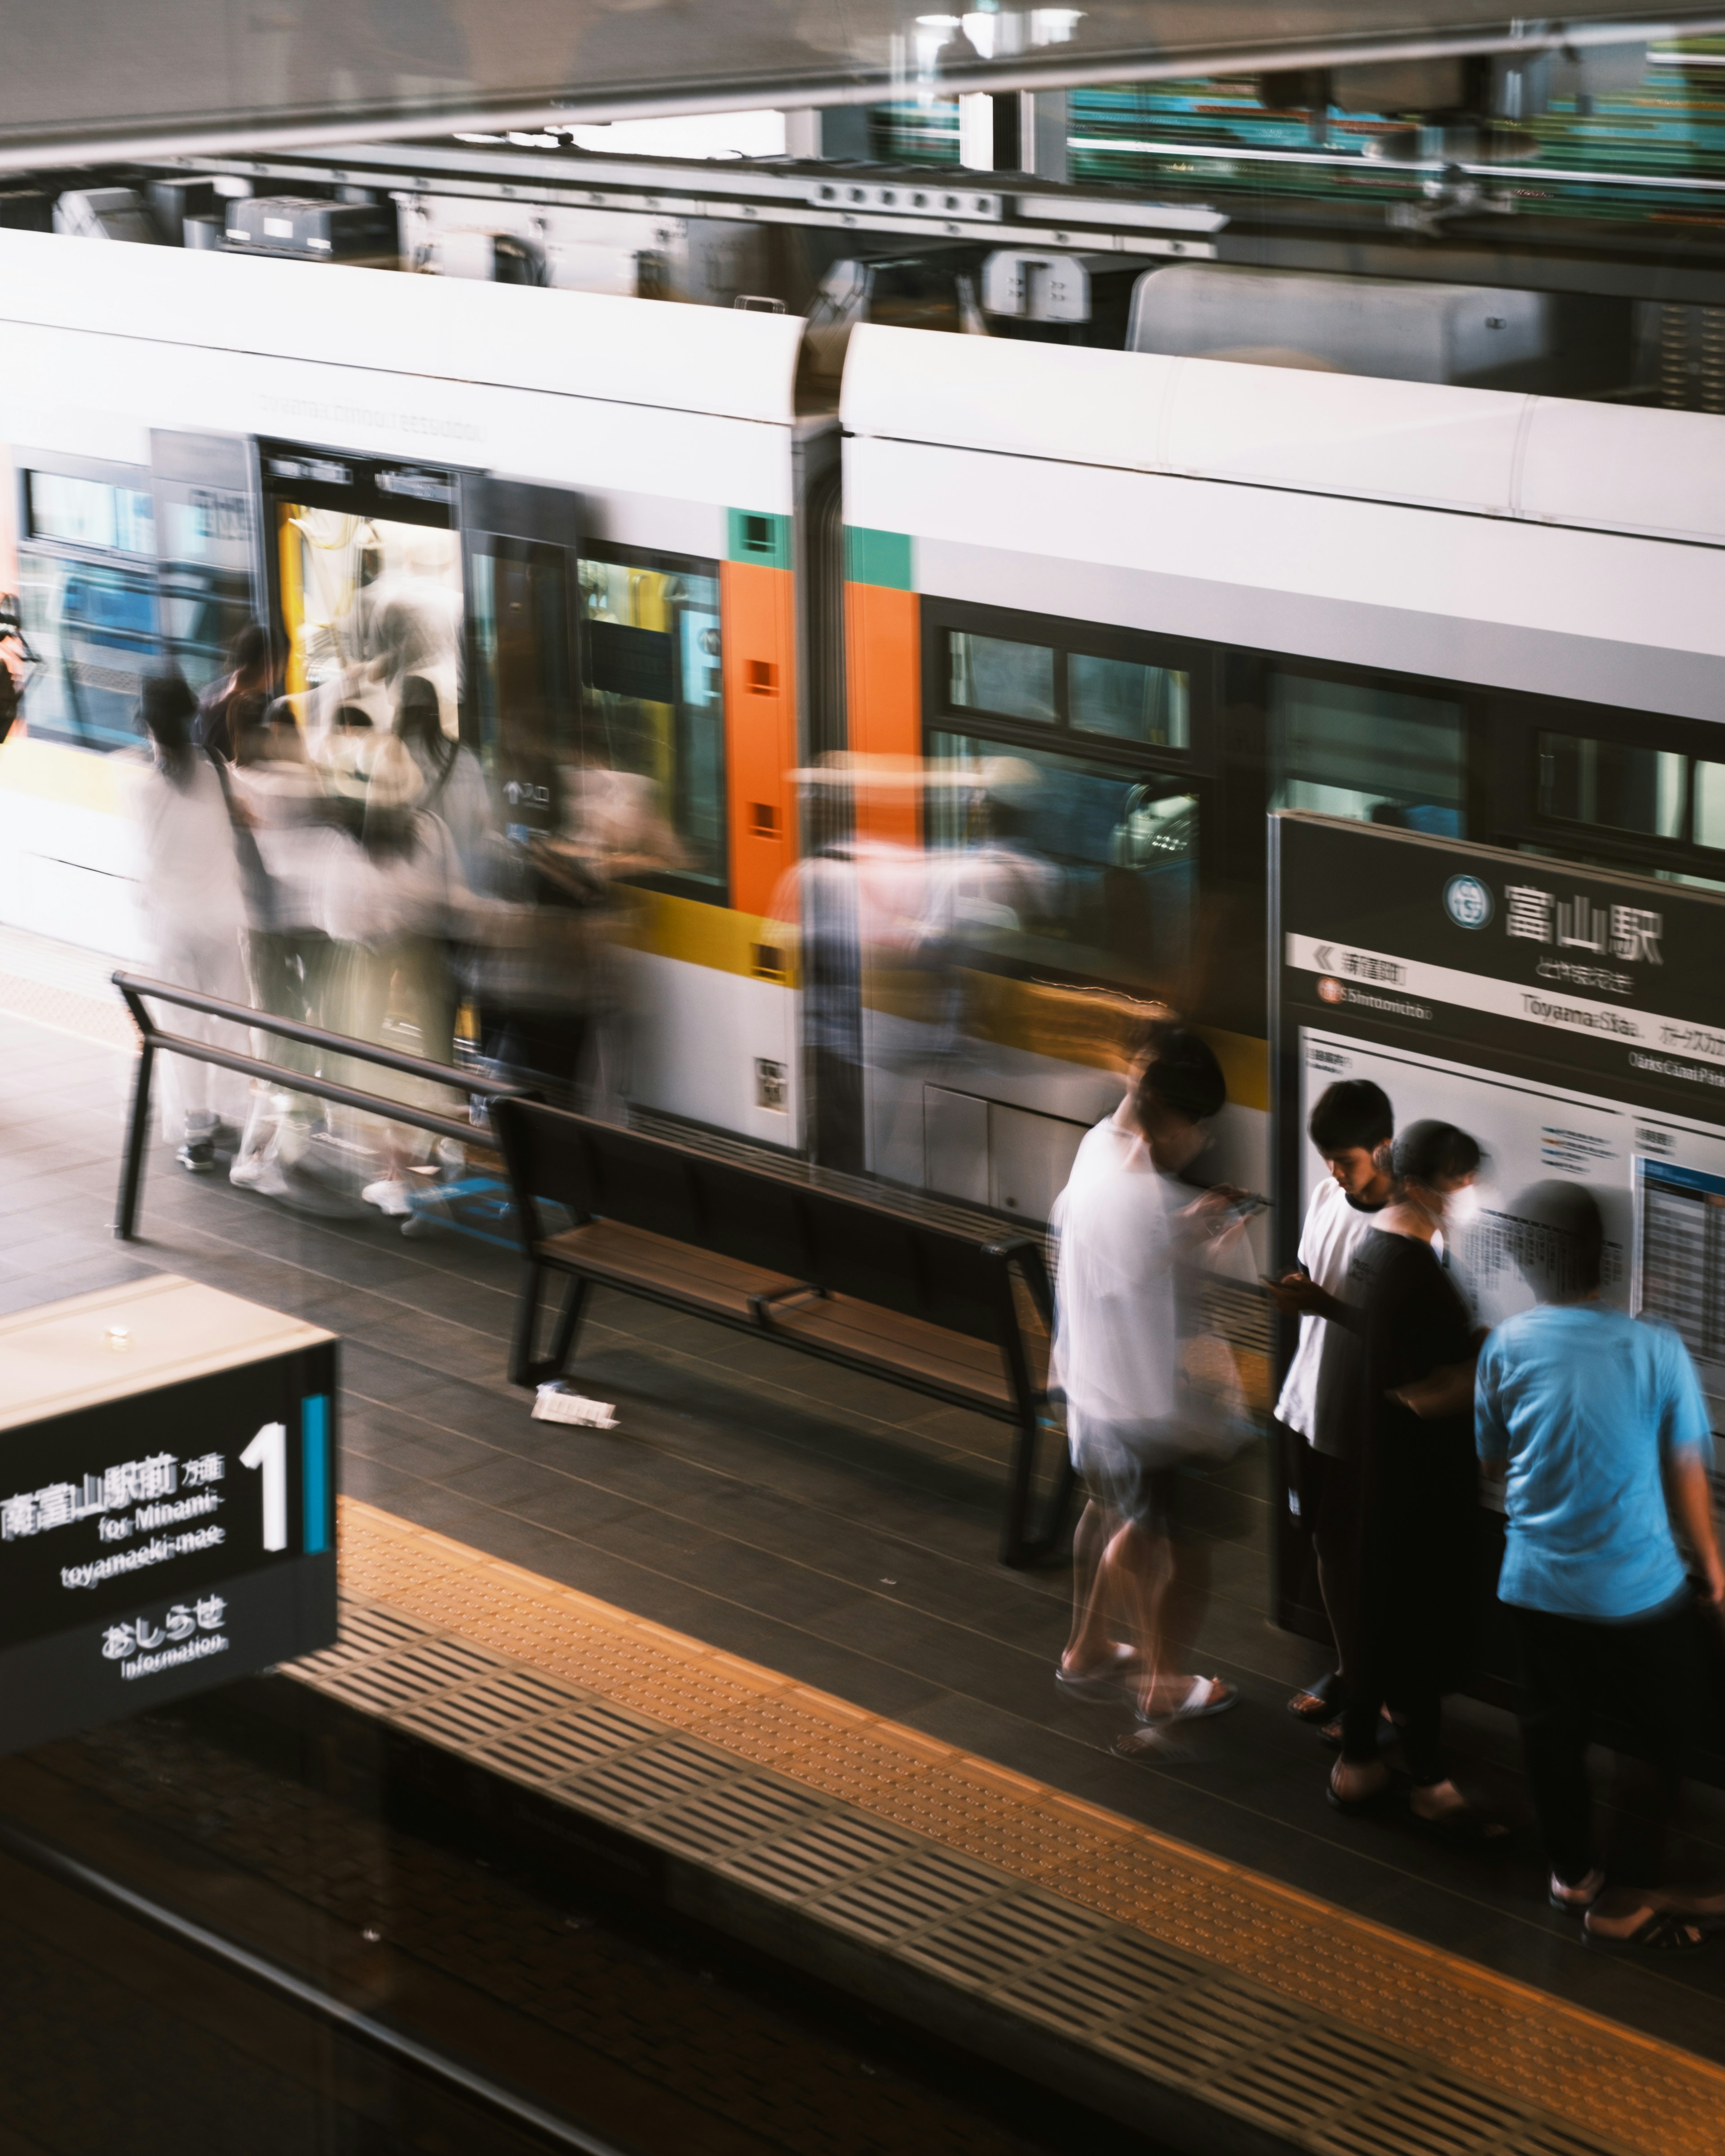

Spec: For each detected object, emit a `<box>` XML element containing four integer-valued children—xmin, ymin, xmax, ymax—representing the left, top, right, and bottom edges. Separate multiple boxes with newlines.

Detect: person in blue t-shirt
<box><xmin>1476</xmin><ymin>1181</ymin><xmax>1725</xmax><ymax>1948</ymax></box>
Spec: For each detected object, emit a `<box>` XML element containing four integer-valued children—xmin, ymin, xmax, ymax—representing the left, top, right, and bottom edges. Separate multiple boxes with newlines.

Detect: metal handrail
<box><xmin>111</xmin><ymin>969</ymin><xmax>535</xmax><ymax>1241</ymax></box>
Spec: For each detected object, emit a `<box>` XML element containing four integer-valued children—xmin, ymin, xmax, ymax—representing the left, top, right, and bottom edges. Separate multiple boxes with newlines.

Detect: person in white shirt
<box><xmin>1053</xmin><ymin>1025</ymin><xmax>1252</xmax><ymax>1734</ymax></box>
<box><xmin>134</xmin><ymin>673</ymin><xmax>252</xmax><ymax>1172</ymax></box>
<box><xmin>1267</xmin><ymin>1081</ymin><xmax>1396</xmax><ymax>1734</ymax></box>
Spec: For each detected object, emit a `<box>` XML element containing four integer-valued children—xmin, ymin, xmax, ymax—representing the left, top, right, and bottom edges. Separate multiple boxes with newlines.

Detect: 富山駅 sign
<box><xmin>0</xmin><ymin>1276</ymin><xmax>336</xmax><ymax>1754</ymax></box>
<box><xmin>1273</xmin><ymin>813</ymin><xmax>1725</xmax><ymax>1112</ymax></box>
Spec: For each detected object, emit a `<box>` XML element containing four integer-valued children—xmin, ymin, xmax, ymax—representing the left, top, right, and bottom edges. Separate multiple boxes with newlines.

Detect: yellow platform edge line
<box><xmin>334</xmin><ymin>1496</ymin><xmax>1725</xmax><ymax>2156</ymax></box>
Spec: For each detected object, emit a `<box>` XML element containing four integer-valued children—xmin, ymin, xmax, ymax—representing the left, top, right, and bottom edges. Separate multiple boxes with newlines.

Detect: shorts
<box><xmin>1071</xmin><ymin>1409</ymin><xmax>1257</xmax><ymax>1545</ymax></box>
<box><xmin>1070</xmin><ymin>1414</ymin><xmax>1198</xmax><ymax>1542</ymax></box>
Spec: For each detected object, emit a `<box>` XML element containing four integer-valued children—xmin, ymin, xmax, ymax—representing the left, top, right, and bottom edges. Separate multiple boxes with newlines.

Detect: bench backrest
<box><xmin>491</xmin><ymin>1099</ymin><xmax>1040</xmax><ymax>1349</ymax></box>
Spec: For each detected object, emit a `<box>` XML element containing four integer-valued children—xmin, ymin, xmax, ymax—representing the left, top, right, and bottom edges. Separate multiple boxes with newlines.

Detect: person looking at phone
<box><xmin>1267</xmin><ymin>1081</ymin><xmax>1396</xmax><ymax>1737</ymax></box>
<box><xmin>1324</xmin><ymin>1119</ymin><xmax>1505</xmax><ymax>1848</ymax></box>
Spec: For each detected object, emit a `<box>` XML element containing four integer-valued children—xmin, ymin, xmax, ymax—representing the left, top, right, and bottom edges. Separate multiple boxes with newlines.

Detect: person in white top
<box><xmin>134</xmin><ymin>674</ymin><xmax>252</xmax><ymax>1171</ymax></box>
<box><xmin>1266</xmin><ymin>1080</ymin><xmax>1396</xmax><ymax>1734</ymax></box>
<box><xmin>1053</xmin><ymin>1025</ymin><xmax>1253</xmax><ymax>1736</ymax></box>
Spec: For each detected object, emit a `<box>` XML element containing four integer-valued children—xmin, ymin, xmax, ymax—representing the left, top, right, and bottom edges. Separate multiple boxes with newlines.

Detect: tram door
<box><xmin>260</xmin><ymin>443</ymin><xmax>462</xmax><ymax>734</ymax></box>
<box><xmin>459</xmin><ymin>477</ymin><xmax>582</xmax><ymax>836</ymax></box>
<box><xmin>149</xmin><ymin>431</ymin><xmax>261</xmax><ymax>697</ymax></box>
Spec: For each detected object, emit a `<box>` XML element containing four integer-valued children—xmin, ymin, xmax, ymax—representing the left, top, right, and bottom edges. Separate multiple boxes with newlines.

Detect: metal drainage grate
<box><xmin>286</xmin><ymin>1591</ymin><xmax>1634</xmax><ymax>2156</ymax></box>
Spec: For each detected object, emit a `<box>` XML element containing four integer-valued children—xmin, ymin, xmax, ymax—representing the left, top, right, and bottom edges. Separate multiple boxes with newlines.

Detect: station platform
<box><xmin>5</xmin><ymin>934</ymin><xmax>1725</xmax><ymax>2155</ymax></box>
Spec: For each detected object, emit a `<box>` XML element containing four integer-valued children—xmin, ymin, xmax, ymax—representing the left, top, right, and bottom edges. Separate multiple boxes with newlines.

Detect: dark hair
<box><xmin>1135</xmin><ymin>1024</ymin><xmax>1227</xmax><ymax>1128</ymax></box>
<box><xmin>396</xmin><ymin>675</ymin><xmax>456</xmax><ymax>782</ymax></box>
<box><xmin>1510</xmin><ymin>1181</ymin><xmax>1604</xmax><ymax>1300</ymax></box>
<box><xmin>230</xmin><ymin>623</ymin><xmax>271</xmax><ymax>677</ymax></box>
<box><xmin>337</xmin><ymin>703</ymin><xmax>374</xmax><ymax>731</ymax></box>
<box><xmin>1392</xmin><ymin>1118</ymin><xmax>1482</xmax><ymax>1191</ymax></box>
<box><xmin>140</xmin><ymin>672</ymin><xmax>198</xmax><ymax>788</ymax></box>
<box><xmin>1309</xmin><ymin>1079</ymin><xmax>1393</xmax><ymax>1156</ymax></box>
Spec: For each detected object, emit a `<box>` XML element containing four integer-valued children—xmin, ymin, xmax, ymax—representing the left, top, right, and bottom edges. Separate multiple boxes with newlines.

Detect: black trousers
<box><xmin>1508</xmin><ymin>1596</ymin><xmax>1697</xmax><ymax>1887</ymax></box>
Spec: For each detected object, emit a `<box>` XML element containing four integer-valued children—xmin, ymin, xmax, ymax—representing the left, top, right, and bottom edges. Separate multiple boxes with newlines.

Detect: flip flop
<box><xmin>1287</xmin><ymin>1675</ymin><xmax>1342</xmax><ymax>1724</ymax></box>
<box><xmin>1137</xmin><ymin>1675</ymin><xmax>1241</xmax><ymax>1725</ymax></box>
<box><xmin>1326</xmin><ymin>1767</ymin><xmax>1401</xmax><ymax>1817</ymax></box>
<box><xmin>1055</xmin><ymin>1646</ymin><xmax>1140</xmax><ymax>1704</ymax></box>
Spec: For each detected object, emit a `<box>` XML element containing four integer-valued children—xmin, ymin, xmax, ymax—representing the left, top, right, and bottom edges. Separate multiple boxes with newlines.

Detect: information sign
<box><xmin>1271</xmin><ymin>813</ymin><xmax>1725</xmax><ymax>1669</ymax></box>
<box><xmin>0</xmin><ymin>1274</ymin><xmax>337</xmax><ymax>1753</ymax></box>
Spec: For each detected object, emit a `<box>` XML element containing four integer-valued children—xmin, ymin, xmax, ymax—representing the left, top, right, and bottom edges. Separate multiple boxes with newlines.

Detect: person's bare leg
<box><xmin>1062</xmin><ymin>1499</ymin><xmax>1124</xmax><ymax>1674</ymax></box>
<box><xmin>1141</xmin><ymin>1537</ymin><xmax>1212</xmax><ymax>1715</ymax></box>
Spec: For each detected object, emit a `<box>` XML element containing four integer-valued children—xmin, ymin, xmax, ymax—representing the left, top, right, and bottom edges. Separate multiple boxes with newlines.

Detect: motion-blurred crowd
<box><xmin>131</xmin><ymin>623</ymin><xmax>675</xmax><ymax>1216</ymax></box>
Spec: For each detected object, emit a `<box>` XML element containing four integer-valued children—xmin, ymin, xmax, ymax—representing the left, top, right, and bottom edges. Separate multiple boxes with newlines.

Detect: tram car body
<box><xmin>6</xmin><ymin>224</ymin><xmax>1725</xmax><ymax>1214</ymax></box>
<box><xmin>0</xmin><ymin>229</ymin><xmax>811</xmax><ymax>1149</ymax></box>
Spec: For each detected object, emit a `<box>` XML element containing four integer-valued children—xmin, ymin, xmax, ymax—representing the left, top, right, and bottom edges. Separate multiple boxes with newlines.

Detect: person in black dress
<box><xmin>1325</xmin><ymin>1119</ymin><xmax>1508</xmax><ymax>1849</ymax></box>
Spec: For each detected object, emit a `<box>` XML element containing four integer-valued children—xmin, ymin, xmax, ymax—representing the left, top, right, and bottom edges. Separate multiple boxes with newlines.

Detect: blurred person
<box><xmin>0</xmin><ymin>594</ymin><xmax>32</xmax><ymax>746</ymax></box>
<box><xmin>135</xmin><ymin>673</ymin><xmax>251</xmax><ymax>1172</ymax></box>
<box><xmin>1268</xmin><ymin>1081</ymin><xmax>1397</xmax><ymax>1734</ymax></box>
<box><xmin>197</xmin><ymin>623</ymin><xmax>273</xmax><ymax>765</ymax></box>
<box><xmin>1053</xmin><ymin>1025</ymin><xmax>1251</xmax><ymax>1738</ymax></box>
<box><xmin>320</xmin><ymin>733</ymin><xmax>476</xmax><ymax>1213</ymax></box>
<box><xmin>1325</xmin><ymin>1120</ymin><xmax>1506</xmax><ymax>1848</ymax></box>
<box><xmin>226</xmin><ymin>698</ymin><xmax>340</xmax><ymax>1191</ymax></box>
<box><xmin>396</xmin><ymin>675</ymin><xmax>492</xmax><ymax>891</ymax></box>
<box><xmin>1477</xmin><ymin>1183</ymin><xmax>1725</xmax><ymax>1948</ymax></box>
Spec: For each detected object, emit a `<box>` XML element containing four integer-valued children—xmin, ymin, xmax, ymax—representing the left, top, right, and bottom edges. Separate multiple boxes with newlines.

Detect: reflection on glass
<box><xmin>949</xmin><ymin>632</ymin><xmax>1056</xmax><ymax>722</ymax></box>
<box><xmin>1272</xmin><ymin>672</ymin><xmax>1464</xmax><ymax>835</ymax></box>
<box><xmin>159</xmin><ymin>487</ymin><xmax>255</xmax><ymax>695</ymax></box>
<box><xmin>929</xmin><ymin>730</ymin><xmax>1196</xmax><ymax>984</ymax></box>
<box><xmin>1694</xmin><ymin>762</ymin><xmax>1725</xmax><ymax>851</ymax></box>
<box><xmin>579</xmin><ymin>556</ymin><xmax>725</xmax><ymax>894</ymax></box>
<box><xmin>1070</xmin><ymin>654</ymin><xmax>1189</xmax><ymax>747</ymax></box>
<box><xmin>17</xmin><ymin>555</ymin><xmax>160</xmax><ymax>751</ymax></box>
<box><xmin>27</xmin><ymin>472</ymin><xmax>155</xmax><ymax>555</ymax></box>
<box><xmin>1539</xmin><ymin>731</ymin><xmax>1685</xmax><ymax>839</ymax></box>
<box><xmin>278</xmin><ymin>506</ymin><xmax>463</xmax><ymax>733</ymax></box>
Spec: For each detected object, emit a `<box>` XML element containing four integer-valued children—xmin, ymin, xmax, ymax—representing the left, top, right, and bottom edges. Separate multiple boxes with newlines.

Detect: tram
<box><xmin>4</xmin><ymin>222</ymin><xmax>1725</xmax><ymax>1217</ymax></box>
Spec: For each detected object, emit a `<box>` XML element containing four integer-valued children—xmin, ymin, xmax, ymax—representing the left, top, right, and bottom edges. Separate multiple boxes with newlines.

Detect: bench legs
<box><xmin>509</xmin><ymin>1261</ymin><xmax>591</xmax><ymax>1388</ymax></box>
<box><xmin>1000</xmin><ymin>1409</ymin><xmax>1077</xmax><ymax>1568</ymax></box>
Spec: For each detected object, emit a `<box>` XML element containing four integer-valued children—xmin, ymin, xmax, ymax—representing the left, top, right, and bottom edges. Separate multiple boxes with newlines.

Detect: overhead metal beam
<box><xmin>6</xmin><ymin>6</ymin><xmax>1725</xmax><ymax>172</ymax></box>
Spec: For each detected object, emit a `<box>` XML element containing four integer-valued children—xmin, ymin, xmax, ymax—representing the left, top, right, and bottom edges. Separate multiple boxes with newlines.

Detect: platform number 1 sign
<box><xmin>240</xmin><ymin>1421</ymin><xmax>288</xmax><ymax>1551</ymax></box>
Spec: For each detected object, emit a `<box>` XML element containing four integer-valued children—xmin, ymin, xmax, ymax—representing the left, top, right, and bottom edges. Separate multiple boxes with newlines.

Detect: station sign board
<box><xmin>1270</xmin><ymin>813</ymin><xmax>1725</xmax><ymax>1670</ymax></box>
<box><xmin>0</xmin><ymin>1274</ymin><xmax>337</xmax><ymax>1753</ymax></box>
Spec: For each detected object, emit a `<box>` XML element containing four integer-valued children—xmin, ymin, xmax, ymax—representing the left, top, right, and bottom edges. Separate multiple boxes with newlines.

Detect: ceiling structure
<box><xmin>10</xmin><ymin>3</ymin><xmax>1725</xmax><ymax>170</ymax></box>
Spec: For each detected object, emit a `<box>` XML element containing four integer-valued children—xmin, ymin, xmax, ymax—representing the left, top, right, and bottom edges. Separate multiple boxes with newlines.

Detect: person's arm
<box><xmin>1391</xmin><ymin>1356</ymin><xmax>1480</xmax><ymax>1419</ymax></box>
<box><xmin>1669</xmin><ymin>1454</ymin><xmax>1725</xmax><ymax>1606</ymax></box>
<box><xmin>1473</xmin><ymin>1343</ymin><xmax>1509</xmax><ymax>1470</ymax></box>
<box><xmin>1659</xmin><ymin>1334</ymin><xmax>1725</xmax><ymax>1604</ymax></box>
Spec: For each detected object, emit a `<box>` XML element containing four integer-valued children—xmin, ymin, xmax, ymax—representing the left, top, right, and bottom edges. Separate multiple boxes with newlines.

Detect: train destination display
<box><xmin>0</xmin><ymin>1274</ymin><xmax>337</xmax><ymax>1752</ymax></box>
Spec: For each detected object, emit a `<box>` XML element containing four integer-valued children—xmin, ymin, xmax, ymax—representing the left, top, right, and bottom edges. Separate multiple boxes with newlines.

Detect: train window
<box><xmin>15</xmin><ymin>556</ymin><xmax>161</xmax><ymax>753</ymax></box>
<box><xmin>1069</xmin><ymin>654</ymin><xmax>1189</xmax><ymax>749</ymax></box>
<box><xmin>26</xmin><ymin>471</ymin><xmax>155</xmax><ymax>557</ymax></box>
<box><xmin>1537</xmin><ymin>731</ymin><xmax>1685</xmax><ymax>840</ymax></box>
<box><xmin>1694</xmin><ymin>763</ymin><xmax>1725</xmax><ymax>851</ymax></box>
<box><xmin>579</xmin><ymin>552</ymin><xmax>726</xmax><ymax>901</ymax></box>
<box><xmin>927</xmin><ymin>731</ymin><xmax>1196</xmax><ymax>990</ymax></box>
<box><xmin>1270</xmin><ymin>671</ymin><xmax>1464</xmax><ymax>835</ymax></box>
<box><xmin>949</xmin><ymin>632</ymin><xmax>1057</xmax><ymax>724</ymax></box>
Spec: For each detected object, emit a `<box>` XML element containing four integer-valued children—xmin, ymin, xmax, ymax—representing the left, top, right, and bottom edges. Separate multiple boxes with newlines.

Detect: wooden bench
<box><xmin>489</xmin><ymin>1098</ymin><xmax>1072</xmax><ymax>1565</ymax></box>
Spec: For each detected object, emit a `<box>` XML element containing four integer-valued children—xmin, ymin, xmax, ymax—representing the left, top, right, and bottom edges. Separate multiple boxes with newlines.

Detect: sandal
<box><xmin>1327</xmin><ymin>1766</ymin><xmax>1401</xmax><ymax>1817</ymax></box>
<box><xmin>1585</xmin><ymin>1907</ymin><xmax>1713</xmax><ymax>1953</ymax></box>
<box><xmin>1136</xmin><ymin>1675</ymin><xmax>1241</xmax><ymax>1725</ymax></box>
<box><xmin>1288</xmin><ymin>1674</ymin><xmax>1342</xmax><ymax>1723</ymax></box>
<box><xmin>1549</xmin><ymin>1869</ymin><xmax>1604</xmax><ymax>1914</ymax></box>
<box><xmin>1056</xmin><ymin>1646</ymin><xmax>1140</xmax><ymax>1705</ymax></box>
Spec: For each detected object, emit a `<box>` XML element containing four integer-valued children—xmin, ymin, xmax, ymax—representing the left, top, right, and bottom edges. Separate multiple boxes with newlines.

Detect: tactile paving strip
<box><xmin>303</xmin><ymin>1499</ymin><xmax>1725</xmax><ymax>2156</ymax></box>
